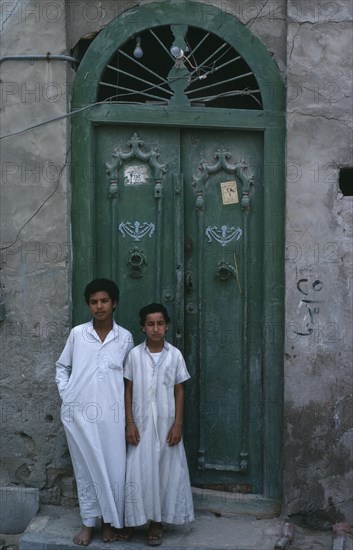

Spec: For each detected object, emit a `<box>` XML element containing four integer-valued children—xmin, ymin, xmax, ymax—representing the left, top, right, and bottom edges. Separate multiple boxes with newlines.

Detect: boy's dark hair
<box><xmin>84</xmin><ymin>279</ymin><xmax>120</xmax><ymax>307</ymax></box>
<box><xmin>139</xmin><ymin>303</ymin><xmax>171</xmax><ymax>325</ymax></box>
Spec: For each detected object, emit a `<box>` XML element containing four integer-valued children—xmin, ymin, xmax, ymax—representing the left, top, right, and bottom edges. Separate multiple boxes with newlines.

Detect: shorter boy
<box><xmin>124</xmin><ymin>303</ymin><xmax>194</xmax><ymax>546</ymax></box>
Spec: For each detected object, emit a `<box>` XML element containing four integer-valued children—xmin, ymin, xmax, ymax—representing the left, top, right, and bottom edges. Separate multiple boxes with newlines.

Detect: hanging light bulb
<box><xmin>170</xmin><ymin>46</ymin><xmax>184</xmax><ymax>59</ymax></box>
<box><xmin>133</xmin><ymin>36</ymin><xmax>143</xmax><ymax>58</ymax></box>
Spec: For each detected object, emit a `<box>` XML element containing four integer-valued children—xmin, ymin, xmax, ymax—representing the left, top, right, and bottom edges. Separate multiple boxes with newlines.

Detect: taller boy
<box><xmin>55</xmin><ymin>279</ymin><xmax>133</xmax><ymax>546</ymax></box>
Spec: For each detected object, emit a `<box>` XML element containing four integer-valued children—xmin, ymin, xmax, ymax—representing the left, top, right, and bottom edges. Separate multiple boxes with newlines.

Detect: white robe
<box><xmin>55</xmin><ymin>320</ymin><xmax>133</xmax><ymax>527</ymax></box>
<box><xmin>124</xmin><ymin>341</ymin><xmax>195</xmax><ymax>526</ymax></box>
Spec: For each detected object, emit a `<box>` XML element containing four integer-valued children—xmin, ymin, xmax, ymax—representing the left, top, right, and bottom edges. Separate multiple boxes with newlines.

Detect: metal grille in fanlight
<box><xmin>98</xmin><ymin>25</ymin><xmax>262</xmax><ymax>109</ymax></box>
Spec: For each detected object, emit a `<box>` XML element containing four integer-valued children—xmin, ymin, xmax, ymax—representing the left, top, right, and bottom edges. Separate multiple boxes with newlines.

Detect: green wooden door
<box><xmin>93</xmin><ymin>123</ymin><xmax>264</xmax><ymax>491</ymax></box>
<box><xmin>71</xmin><ymin>1</ymin><xmax>285</xmax><ymax>510</ymax></box>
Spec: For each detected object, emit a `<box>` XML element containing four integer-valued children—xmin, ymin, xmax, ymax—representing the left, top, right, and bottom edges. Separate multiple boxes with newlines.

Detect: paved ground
<box><xmin>1</xmin><ymin>505</ymin><xmax>350</xmax><ymax>550</ymax></box>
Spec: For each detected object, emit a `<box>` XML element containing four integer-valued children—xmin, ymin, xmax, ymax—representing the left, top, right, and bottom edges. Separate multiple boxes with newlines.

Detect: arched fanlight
<box><xmin>98</xmin><ymin>25</ymin><xmax>262</xmax><ymax>109</ymax></box>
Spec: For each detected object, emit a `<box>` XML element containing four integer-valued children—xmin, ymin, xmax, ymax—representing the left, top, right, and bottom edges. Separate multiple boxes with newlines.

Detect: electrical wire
<box><xmin>0</xmin><ymin>147</ymin><xmax>70</xmax><ymax>251</ymax></box>
<box><xmin>0</xmin><ymin>96</ymin><xmax>121</xmax><ymax>141</ymax></box>
<box><xmin>0</xmin><ymin>94</ymin><xmax>132</xmax><ymax>251</ymax></box>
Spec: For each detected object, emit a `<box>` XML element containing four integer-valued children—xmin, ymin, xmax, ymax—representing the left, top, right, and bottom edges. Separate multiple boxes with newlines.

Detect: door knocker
<box><xmin>216</xmin><ymin>261</ymin><xmax>237</xmax><ymax>281</ymax></box>
<box><xmin>127</xmin><ymin>246</ymin><xmax>147</xmax><ymax>278</ymax></box>
<box><xmin>216</xmin><ymin>254</ymin><xmax>243</xmax><ymax>294</ymax></box>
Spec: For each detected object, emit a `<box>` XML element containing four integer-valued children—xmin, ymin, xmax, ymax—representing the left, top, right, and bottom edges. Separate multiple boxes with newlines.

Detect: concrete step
<box><xmin>17</xmin><ymin>506</ymin><xmax>338</xmax><ymax>550</ymax></box>
<box><xmin>18</xmin><ymin>506</ymin><xmax>284</xmax><ymax>550</ymax></box>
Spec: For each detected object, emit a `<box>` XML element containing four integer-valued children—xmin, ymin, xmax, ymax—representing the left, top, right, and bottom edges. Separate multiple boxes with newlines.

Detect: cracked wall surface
<box><xmin>284</xmin><ymin>0</ymin><xmax>353</xmax><ymax>526</ymax></box>
<box><xmin>0</xmin><ymin>0</ymin><xmax>71</xmax><ymax>504</ymax></box>
<box><xmin>0</xmin><ymin>0</ymin><xmax>352</xmax><ymax>524</ymax></box>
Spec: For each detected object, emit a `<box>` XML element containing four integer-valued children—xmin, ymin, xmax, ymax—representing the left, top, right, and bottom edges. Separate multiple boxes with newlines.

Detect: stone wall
<box><xmin>0</xmin><ymin>0</ymin><xmax>71</xmax><ymax>504</ymax></box>
<box><xmin>0</xmin><ymin>0</ymin><xmax>352</xmax><ymax>524</ymax></box>
<box><xmin>284</xmin><ymin>0</ymin><xmax>353</xmax><ymax>526</ymax></box>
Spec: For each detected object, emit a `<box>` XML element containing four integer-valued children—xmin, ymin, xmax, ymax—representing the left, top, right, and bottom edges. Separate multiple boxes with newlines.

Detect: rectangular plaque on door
<box><xmin>220</xmin><ymin>180</ymin><xmax>239</xmax><ymax>205</ymax></box>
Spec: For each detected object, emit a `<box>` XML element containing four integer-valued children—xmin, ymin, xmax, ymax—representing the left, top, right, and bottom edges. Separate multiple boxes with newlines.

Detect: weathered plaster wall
<box><xmin>0</xmin><ymin>0</ymin><xmax>72</xmax><ymax>503</ymax></box>
<box><xmin>0</xmin><ymin>0</ymin><xmax>352</xmax><ymax>524</ymax></box>
<box><xmin>284</xmin><ymin>0</ymin><xmax>353</xmax><ymax>525</ymax></box>
<box><xmin>66</xmin><ymin>0</ymin><xmax>287</xmax><ymax>73</ymax></box>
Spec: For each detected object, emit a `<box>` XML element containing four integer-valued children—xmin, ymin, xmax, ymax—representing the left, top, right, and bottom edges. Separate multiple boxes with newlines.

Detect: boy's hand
<box><xmin>125</xmin><ymin>422</ymin><xmax>140</xmax><ymax>446</ymax></box>
<box><xmin>167</xmin><ymin>423</ymin><xmax>182</xmax><ymax>446</ymax></box>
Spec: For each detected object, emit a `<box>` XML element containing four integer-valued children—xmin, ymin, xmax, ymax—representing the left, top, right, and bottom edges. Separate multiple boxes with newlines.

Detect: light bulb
<box><xmin>133</xmin><ymin>37</ymin><xmax>143</xmax><ymax>58</ymax></box>
<box><xmin>133</xmin><ymin>46</ymin><xmax>143</xmax><ymax>58</ymax></box>
<box><xmin>170</xmin><ymin>46</ymin><xmax>184</xmax><ymax>59</ymax></box>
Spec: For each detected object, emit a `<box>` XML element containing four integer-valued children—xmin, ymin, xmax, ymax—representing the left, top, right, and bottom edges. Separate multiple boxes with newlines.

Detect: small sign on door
<box><xmin>220</xmin><ymin>180</ymin><xmax>239</xmax><ymax>205</ymax></box>
<box><xmin>124</xmin><ymin>164</ymin><xmax>148</xmax><ymax>185</ymax></box>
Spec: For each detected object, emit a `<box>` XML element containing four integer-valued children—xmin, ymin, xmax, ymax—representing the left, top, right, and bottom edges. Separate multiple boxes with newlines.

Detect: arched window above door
<box><xmin>98</xmin><ymin>25</ymin><xmax>262</xmax><ymax>109</ymax></box>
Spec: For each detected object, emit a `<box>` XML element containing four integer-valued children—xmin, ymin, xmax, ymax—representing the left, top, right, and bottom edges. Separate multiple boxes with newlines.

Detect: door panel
<box><xmin>94</xmin><ymin>124</ymin><xmax>264</xmax><ymax>491</ymax></box>
<box><xmin>94</xmin><ymin>125</ymin><xmax>180</xmax><ymax>342</ymax></box>
<box><xmin>181</xmin><ymin>129</ymin><xmax>264</xmax><ymax>489</ymax></box>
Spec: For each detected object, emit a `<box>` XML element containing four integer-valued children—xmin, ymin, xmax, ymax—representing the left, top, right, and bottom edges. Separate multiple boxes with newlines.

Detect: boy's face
<box><xmin>142</xmin><ymin>312</ymin><xmax>168</xmax><ymax>343</ymax></box>
<box><xmin>88</xmin><ymin>291</ymin><xmax>116</xmax><ymax>322</ymax></box>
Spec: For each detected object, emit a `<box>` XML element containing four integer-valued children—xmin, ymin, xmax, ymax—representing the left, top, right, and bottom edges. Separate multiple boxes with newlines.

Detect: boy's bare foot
<box><xmin>73</xmin><ymin>525</ymin><xmax>94</xmax><ymax>546</ymax></box>
<box><xmin>148</xmin><ymin>521</ymin><xmax>163</xmax><ymax>546</ymax></box>
<box><xmin>102</xmin><ymin>522</ymin><xmax>118</xmax><ymax>542</ymax></box>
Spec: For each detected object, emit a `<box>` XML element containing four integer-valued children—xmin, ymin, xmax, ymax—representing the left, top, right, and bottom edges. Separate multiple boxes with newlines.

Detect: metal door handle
<box><xmin>216</xmin><ymin>261</ymin><xmax>237</xmax><ymax>281</ymax></box>
<box><xmin>185</xmin><ymin>272</ymin><xmax>193</xmax><ymax>290</ymax></box>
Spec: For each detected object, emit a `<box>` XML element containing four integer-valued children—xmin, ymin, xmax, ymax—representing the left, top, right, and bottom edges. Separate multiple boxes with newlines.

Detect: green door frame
<box><xmin>70</xmin><ymin>1</ymin><xmax>285</xmax><ymax>509</ymax></box>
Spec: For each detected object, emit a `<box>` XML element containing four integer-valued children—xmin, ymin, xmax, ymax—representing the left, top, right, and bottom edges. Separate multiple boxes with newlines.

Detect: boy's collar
<box><xmin>143</xmin><ymin>339</ymin><xmax>170</xmax><ymax>351</ymax></box>
<box><xmin>86</xmin><ymin>319</ymin><xmax>118</xmax><ymax>341</ymax></box>
<box><xmin>88</xmin><ymin>318</ymin><xmax>118</xmax><ymax>328</ymax></box>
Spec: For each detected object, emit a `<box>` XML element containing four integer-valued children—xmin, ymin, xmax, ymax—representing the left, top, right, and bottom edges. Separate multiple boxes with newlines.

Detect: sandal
<box><xmin>148</xmin><ymin>522</ymin><xmax>163</xmax><ymax>546</ymax></box>
<box><xmin>116</xmin><ymin>527</ymin><xmax>134</xmax><ymax>541</ymax></box>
